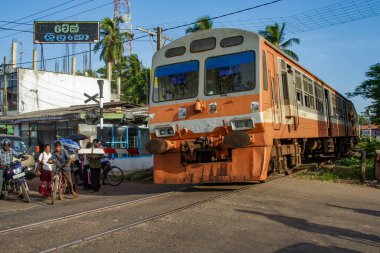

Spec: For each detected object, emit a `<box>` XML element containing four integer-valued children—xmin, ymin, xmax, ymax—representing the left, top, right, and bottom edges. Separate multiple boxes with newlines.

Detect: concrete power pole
<box><xmin>156</xmin><ymin>26</ymin><xmax>162</xmax><ymax>51</ymax></box>
<box><xmin>136</xmin><ymin>26</ymin><xmax>173</xmax><ymax>51</ymax></box>
<box><xmin>3</xmin><ymin>57</ymin><xmax>7</xmax><ymax>116</ymax></box>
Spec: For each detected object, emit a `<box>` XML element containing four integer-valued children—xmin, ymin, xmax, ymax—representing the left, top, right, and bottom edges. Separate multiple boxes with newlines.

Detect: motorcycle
<box><xmin>0</xmin><ymin>161</ymin><xmax>31</xmax><ymax>203</ymax></box>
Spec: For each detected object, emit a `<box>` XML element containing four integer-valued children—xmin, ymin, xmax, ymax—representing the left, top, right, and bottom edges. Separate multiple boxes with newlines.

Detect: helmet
<box><xmin>2</xmin><ymin>140</ymin><xmax>11</xmax><ymax>148</ymax></box>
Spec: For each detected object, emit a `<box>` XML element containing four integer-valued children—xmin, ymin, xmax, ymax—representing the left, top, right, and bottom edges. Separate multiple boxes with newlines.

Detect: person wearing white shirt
<box><xmin>38</xmin><ymin>145</ymin><xmax>53</xmax><ymax>197</ymax></box>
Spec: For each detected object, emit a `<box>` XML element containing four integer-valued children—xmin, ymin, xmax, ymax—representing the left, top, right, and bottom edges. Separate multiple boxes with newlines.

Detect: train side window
<box><xmin>302</xmin><ymin>75</ymin><xmax>315</xmax><ymax>109</ymax></box>
<box><xmin>295</xmin><ymin>71</ymin><xmax>303</xmax><ymax>106</ymax></box>
<box><xmin>220</xmin><ymin>36</ymin><xmax>244</xmax><ymax>47</ymax></box>
<box><xmin>262</xmin><ymin>51</ymin><xmax>268</xmax><ymax>90</ymax></box>
<box><xmin>331</xmin><ymin>94</ymin><xmax>337</xmax><ymax>116</ymax></box>
<box><xmin>281</xmin><ymin>73</ymin><xmax>289</xmax><ymax>99</ymax></box>
<box><xmin>314</xmin><ymin>82</ymin><xmax>324</xmax><ymax>113</ymax></box>
<box><xmin>190</xmin><ymin>37</ymin><xmax>216</xmax><ymax>53</ymax></box>
<box><xmin>165</xmin><ymin>46</ymin><xmax>186</xmax><ymax>58</ymax></box>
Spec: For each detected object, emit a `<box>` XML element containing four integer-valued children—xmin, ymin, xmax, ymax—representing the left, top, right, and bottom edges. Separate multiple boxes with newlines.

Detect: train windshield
<box><xmin>153</xmin><ymin>61</ymin><xmax>199</xmax><ymax>102</ymax></box>
<box><xmin>205</xmin><ymin>51</ymin><xmax>255</xmax><ymax>95</ymax></box>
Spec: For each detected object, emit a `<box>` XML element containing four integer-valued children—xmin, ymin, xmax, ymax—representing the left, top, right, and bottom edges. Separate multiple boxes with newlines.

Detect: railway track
<box><xmin>1</xmin><ymin>174</ymin><xmax>292</xmax><ymax>253</ymax></box>
<box><xmin>40</xmin><ymin>183</ymin><xmax>256</xmax><ymax>253</ymax></box>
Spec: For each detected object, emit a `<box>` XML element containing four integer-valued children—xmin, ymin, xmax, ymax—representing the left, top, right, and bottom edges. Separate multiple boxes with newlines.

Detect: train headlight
<box><xmin>231</xmin><ymin>118</ymin><xmax>254</xmax><ymax>131</ymax></box>
<box><xmin>155</xmin><ymin>126</ymin><xmax>176</xmax><ymax>137</ymax></box>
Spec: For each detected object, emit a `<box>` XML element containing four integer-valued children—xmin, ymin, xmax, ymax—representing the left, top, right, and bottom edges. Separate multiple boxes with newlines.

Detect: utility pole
<box><xmin>3</xmin><ymin>56</ymin><xmax>7</xmax><ymax>116</ymax></box>
<box><xmin>136</xmin><ymin>26</ymin><xmax>174</xmax><ymax>52</ymax></box>
<box><xmin>156</xmin><ymin>26</ymin><xmax>162</xmax><ymax>51</ymax></box>
<box><xmin>97</xmin><ymin>80</ymin><xmax>104</xmax><ymax>141</ymax></box>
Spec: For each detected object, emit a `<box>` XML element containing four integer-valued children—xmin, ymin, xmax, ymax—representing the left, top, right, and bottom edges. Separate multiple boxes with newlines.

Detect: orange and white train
<box><xmin>146</xmin><ymin>28</ymin><xmax>358</xmax><ymax>184</ymax></box>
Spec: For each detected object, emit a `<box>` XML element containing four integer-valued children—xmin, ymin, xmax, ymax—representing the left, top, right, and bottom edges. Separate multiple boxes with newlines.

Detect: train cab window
<box><xmin>302</xmin><ymin>75</ymin><xmax>315</xmax><ymax>109</ymax></box>
<box><xmin>314</xmin><ymin>82</ymin><xmax>324</xmax><ymax>113</ymax></box>
<box><xmin>153</xmin><ymin>61</ymin><xmax>199</xmax><ymax>102</ymax></box>
<box><xmin>190</xmin><ymin>37</ymin><xmax>216</xmax><ymax>53</ymax></box>
<box><xmin>220</xmin><ymin>36</ymin><xmax>244</xmax><ymax>48</ymax></box>
<box><xmin>295</xmin><ymin>71</ymin><xmax>303</xmax><ymax>106</ymax></box>
<box><xmin>205</xmin><ymin>51</ymin><xmax>255</xmax><ymax>96</ymax></box>
<box><xmin>165</xmin><ymin>46</ymin><xmax>186</xmax><ymax>58</ymax></box>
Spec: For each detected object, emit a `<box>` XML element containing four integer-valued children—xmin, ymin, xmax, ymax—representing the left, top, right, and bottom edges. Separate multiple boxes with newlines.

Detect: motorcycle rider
<box><xmin>0</xmin><ymin>140</ymin><xmax>26</xmax><ymax>196</ymax></box>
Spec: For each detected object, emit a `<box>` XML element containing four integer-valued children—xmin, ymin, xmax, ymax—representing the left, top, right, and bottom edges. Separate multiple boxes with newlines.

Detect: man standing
<box><xmin>88</xmin><ymin>140</ymin><xmax>102</xmax><ymax>192</ymax></box>
<box><xmin>52</xmin><ymin>141</ymin><xmax>78</xmax><ymax>199</ymax></box>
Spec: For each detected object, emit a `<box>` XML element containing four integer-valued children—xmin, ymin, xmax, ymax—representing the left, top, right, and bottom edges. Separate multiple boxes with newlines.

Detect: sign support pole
<box><xmin>3</xmin><ymin>57</ymin><xmax>7</xmax><ymax>116</ymax></box>
<box><xmin>98</xmin><ymin>80</ymin><xmax>104</xmax><ymax>141</ymax></box>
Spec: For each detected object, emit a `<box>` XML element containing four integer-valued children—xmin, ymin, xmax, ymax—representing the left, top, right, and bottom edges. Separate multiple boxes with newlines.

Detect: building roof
<box><xmin>0</xmin><ymin>102</ymin><xmax>148</xmax><ymax>124</ymax></box>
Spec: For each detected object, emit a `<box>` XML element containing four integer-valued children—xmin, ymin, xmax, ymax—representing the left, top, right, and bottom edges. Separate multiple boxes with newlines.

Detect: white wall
<box><xmin>112</xmin><ymin>156</ymin><xmax>153</xmax><ymax>171</ymax></box>
<box><xmin>15</xmin><ymin>69</ymin><xmax>111</xmax><ymax>114</ymax></box>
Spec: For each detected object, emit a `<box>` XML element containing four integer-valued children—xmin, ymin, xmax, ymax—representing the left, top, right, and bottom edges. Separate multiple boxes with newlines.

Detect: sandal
<box><xmin>73</xmin><ymin>193</ymin><xmax>78</xmax><ymax>199</ymax></box>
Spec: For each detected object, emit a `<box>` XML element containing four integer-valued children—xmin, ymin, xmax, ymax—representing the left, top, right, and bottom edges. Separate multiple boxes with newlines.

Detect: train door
<box><xmin>324</xmin><ymin>88</ymin><xmax>333</xmax><ymax>136</ymax></box>
<box><xmin>279</xmin><ymin>59</ymin><xmax>297</xmax><ymax>119</ymax></box>
<box><xmin>267</xmin><ymin>52</ymin><xmax>281</xmax><ymax>129</ymax></box>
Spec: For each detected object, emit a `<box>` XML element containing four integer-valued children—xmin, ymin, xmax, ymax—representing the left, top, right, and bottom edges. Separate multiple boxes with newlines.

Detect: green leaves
<box><xmin>185</xmin><ymin>15</ymin><xmax>213</xmax><ymax>34</ymax></box>
<box><xmin>259</xmin><ymin>22</ymin><xmax>300</xmax><ymax>61</ymax></box>
<box><xmin>347</xmin><ymin>63</ymin><xmax>380</xmax><ymax>123</ymax></box>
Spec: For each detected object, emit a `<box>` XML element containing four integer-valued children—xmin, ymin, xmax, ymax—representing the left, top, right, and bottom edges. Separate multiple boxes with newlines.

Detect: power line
<box><xmin>0</xmin><ymin>0</ymin><xmax>75</xmax><ymax>29</ymax></box>
<box><xmin>0</xmin><ymin>27</ymin><xmax>33</xmax><ymax>33</ymax></box>
<box><xmin>162</xmin><ymin>0</ymin><xmax>283</xmax><ymax>32</ymax></box>
<box><xmin>12</xmin><ymin>0</ymin><xmax>283</xmax><ymax>67</ymax></box>
<box><xmin>0</xmin><ymin>21</ymin><xmax>33</xmax><ymax>26</ymax></box>
<box><xmin>0</xmin><ymin>0</ymin><xmax>101</xmax><ymax>40</ymax></box>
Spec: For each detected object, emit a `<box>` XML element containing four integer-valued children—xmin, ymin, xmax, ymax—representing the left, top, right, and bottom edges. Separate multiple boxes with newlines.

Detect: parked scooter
<box><xmin>0</xmin><ymin>161</ymin><xmax>31</xmax><ymax>203</ymax></box>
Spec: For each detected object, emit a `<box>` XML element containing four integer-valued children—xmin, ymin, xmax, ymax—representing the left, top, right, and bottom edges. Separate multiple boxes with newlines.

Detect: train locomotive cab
<box><xmin>146</xmin><ymin>28</ymin><xmax>358</xmax><ymax>184</ymax></box>
<box><xmin>147</xmin><ymin>29</ymin><xmax>270</xmax><ymax>184</ymax></box>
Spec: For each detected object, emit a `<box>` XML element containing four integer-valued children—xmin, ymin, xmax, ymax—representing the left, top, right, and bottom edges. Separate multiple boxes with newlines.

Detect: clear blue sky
<box><xmin>1</xmin><ymin>0</ymin><xmax>379</xmax><ymax>114</ymax></box>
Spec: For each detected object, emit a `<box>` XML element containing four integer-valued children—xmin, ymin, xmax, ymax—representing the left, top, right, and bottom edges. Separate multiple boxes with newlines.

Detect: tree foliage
<box><xmin>186</xmin><ymin>16</ymin><xmax>213</xmax><ymax>34</ymax></box>
<box><xmin>97</xmin><ymin>54</ymin><xmax>150</xmax><ymax>105</ymax></box>
<box><xmin>347</xmin><ymin>63</ymin><xmax>380</xmax><ymax>124</ymax></box>
<box><xmin>259</xmin><ymin>23</ymin><xmax>300</xmax><ymax>61</ymax></box>
<box><xmin>94</xmin><ymin>17</ymin><xmax>130</xmax><ymax>66</ymax></box>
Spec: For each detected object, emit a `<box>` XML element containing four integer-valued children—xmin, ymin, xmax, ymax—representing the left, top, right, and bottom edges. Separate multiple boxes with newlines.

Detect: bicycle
<box><xmin>51</xmin><ymin>165</ymin><xmax>66</xmax><ymax>205</ymax></box>
<box><xmin>101</xmin><ymin>161</ymin><xmax>124</xmax><ymax>186</ymax></box>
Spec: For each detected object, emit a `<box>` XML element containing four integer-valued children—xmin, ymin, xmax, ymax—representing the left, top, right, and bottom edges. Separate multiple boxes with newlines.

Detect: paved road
<box><xmin>1</xmin><ymin>177</ymin><xmax>379</xmax><ymax>253</ymax></box>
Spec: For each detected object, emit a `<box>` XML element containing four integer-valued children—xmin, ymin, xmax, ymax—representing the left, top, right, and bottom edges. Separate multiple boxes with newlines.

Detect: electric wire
<box><xmin>0</xmin><ymin>0</ymin><xmax>101</xmax><ymax>39</ymax></box>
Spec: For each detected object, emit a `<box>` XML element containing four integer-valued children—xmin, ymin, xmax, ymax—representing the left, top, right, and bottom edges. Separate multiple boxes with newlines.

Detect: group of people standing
<box><xmin>37</xmin><ymin>139</ymin><xmax>109</xmax><ymax>199</ymax></box>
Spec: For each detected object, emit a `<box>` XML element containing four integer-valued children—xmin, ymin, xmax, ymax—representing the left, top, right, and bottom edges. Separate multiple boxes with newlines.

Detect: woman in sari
<box><xmin>38</xmin><ymin>145</ymin><xmax>53</xmax><ymax>197</ymax></box>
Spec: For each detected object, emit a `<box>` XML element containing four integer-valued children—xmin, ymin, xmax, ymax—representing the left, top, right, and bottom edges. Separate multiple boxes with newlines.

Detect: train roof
<box><xmin>155</xmin><ymin>28</ymin><xmax>355</xmax><ymax>108</ymax></box>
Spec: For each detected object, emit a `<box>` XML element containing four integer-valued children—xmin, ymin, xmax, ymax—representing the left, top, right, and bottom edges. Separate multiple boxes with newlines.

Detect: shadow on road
<box><xmin>235</xmin><ymin>209</ymin><xmax>380</xmax><ymax>246</ymax></box>
<box><xmin>326</xmin><ymin>204</ymin><xmax>380</xmax><ymax>218</ymax></box>
<box><xmin>274</xmin><ymin>243</ymin><xmax>360</xmax><ymax>253</ymax></box>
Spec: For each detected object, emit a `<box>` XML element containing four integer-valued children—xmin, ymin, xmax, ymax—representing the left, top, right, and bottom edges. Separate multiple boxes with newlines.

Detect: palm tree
<box><xmin>259</xmin><ymin>23</ymin><xmax>300</xmax><ymax>61</ymax></box>
<box><xmin>94</xmin><ymin>17</ymin><xmax>130</xmax><ymax>80</ymax></box>
<box><xmin>186</xmin><ymin>15</ymin><xmax>213</xmax><ymax>34</ymax></box>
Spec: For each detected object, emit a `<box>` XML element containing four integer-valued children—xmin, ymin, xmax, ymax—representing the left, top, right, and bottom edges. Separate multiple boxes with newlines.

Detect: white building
<box><xmin>0</xmin><ymin>68</ymin><xmax>111</xmax><ymax>116</ymax></box>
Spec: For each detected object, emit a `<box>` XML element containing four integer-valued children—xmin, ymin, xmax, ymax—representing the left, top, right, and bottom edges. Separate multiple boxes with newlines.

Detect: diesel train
<box><xmin>145</xmin><ymin>28</ymin><xmax>358</xmax><ymax>184</ymax></box>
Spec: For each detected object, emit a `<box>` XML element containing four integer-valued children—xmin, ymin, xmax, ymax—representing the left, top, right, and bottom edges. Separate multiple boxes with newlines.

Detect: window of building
<box><xmin>205</xmin><ymin>51</ymin><xmax>255</xmax><ymax>96</ymax></box>
<box><xmin>153</xmin><ymin>61</ymin><xmax>199</xmax><ymax>102</ymax></box>
<box><xmin>302</xmin><ymin>75</ymin><xmax>315</xmax><ymax>109</ymax></box>
<box><xmin>295</xmin><ymin>70</ymin><xmax>303</xmax><ymax>106</ymax></box>
<box><xmin>314</xmin><ymin>82</ymin><xmax>324</xmax><ymax>113</ymax></box>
